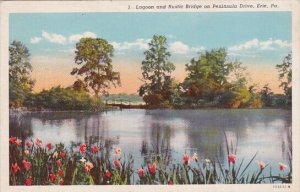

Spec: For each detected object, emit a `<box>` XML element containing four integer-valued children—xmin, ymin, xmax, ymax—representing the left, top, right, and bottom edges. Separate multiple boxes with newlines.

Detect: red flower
<box><xmin>25</xmin><ymin>141</ymin><xmax>33</xmax><ymax>148</ymax></box>
<box><xmin>46</xmin><ymin>143</ymin><xmax>52</xmax><ymax>150</ymax></box>
<box><xmin>11</xmin><ymin>163</ymin><xmax>20</xmax><ymax>174</ymax></box>
<box><xmin>105</xmin><ymin>170</ymin><xmax>112</xmax><ymax>179</ymax></box>
<box><xmin>148</xmin><ymin>163</ymin><xmax>156</xmax><ymax>175</ymax></box>
<box><xmin>182</xmin><ymin>154</ymin><xmax>190</xmax><ymax>165</ymax></box>
<box><xmin>168</xmin><ymin>180</ymin><xmax>174</xmax><ymax>185</ymax></box>
<box><xmin>60</xmin><ymin>151</ymin><xmax>66</xmax><ymax>159</ymax></box>
<box><xmin>56</xmin><ymin>159</ymin><xmax>62</xmax><ymax>167</ymax></box>
<box><xmin>79</xmin><ymin>143</ymin><xmax>86</xmax><ymax>154</ymax></box>
<box><xmin>24</xmin><ymin>177</ymin><xmax>33</xmax><ymax>186</ymax></box>
<box><xmin>279</xmin><ymin>162</ymin><xmax>287</xmax><ymax>171</ymax></box>
<box><xmin>91</xmin><ymin>145</ymin><xmax>99</xmax><ymax>154</ymax></box>
<box><xmin>49</xmin><ymin>173</ymin><xmax>56</xmax><ymax>182</ymax></box>
<box><xmin>114</xmin><ymin>160</ymin><xmax>121</xmax><ymax>169</ymax></box>
<box><xmin>138</xmin><ymin>168</ymin><xmax>145</xmax><ymax>178</ymax></box>
<box><xmin>9</xmin><ymin>137</ymin><xmax>22</xmax><ymax>146</ymax></box>
<box><xmin>57</xmin><ymin>169</ymin><xmax>64</xmax><ymax>177</ymax></box>
<box><xmin>228</xmin><ymin>154</ymin><xmax>236</xmax><ymax>164</ymax></box>
<box><xmin>22</xmin><ymin>160</ymin><xmax>31</xmax><ymax>171</ymax></box>
<box><xmin>9</xmin><ymin>137</ymin><xmax>17</xmax><ymax>144</ymax></box>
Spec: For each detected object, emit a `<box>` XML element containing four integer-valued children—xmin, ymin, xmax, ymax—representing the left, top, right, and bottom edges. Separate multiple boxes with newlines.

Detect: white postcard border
<box><xmin>1</xmin><ymin>1</ymin><xmax>299</xmax><ymax>192</ymax></box>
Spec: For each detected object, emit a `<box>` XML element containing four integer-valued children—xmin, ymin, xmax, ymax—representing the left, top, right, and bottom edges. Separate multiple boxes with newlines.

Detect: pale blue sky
<box><xmin>9</xmin><ymin>12</ymin><xmax>291</xmax><ymax>93</ymax></box>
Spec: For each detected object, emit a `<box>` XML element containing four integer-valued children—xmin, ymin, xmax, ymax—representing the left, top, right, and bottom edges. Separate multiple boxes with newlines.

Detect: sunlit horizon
<box><xmin>30</xmin><ymin>56</ymin><xmax>284</xmax><ymax>95</ymax></box>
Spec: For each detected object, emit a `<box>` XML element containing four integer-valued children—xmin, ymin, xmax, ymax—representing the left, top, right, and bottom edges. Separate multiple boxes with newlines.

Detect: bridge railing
<box><xmin>104</xmin><ymin>100</ymin><xmax>146</xmax><ymax>106</ymax></box>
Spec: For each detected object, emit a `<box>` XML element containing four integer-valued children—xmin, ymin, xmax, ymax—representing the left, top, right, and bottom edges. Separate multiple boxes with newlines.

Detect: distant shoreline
<box><xmin>9</xmin><ymin>105</ymin><xmax>291</xmax><ymax>114</ymax></box>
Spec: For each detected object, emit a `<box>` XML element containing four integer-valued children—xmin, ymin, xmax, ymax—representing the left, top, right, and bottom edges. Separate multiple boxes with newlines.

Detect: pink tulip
<box><xmin>228</xmin><ymin>154</ymin><xmax>236</xmax><ymax>164</ymax></box>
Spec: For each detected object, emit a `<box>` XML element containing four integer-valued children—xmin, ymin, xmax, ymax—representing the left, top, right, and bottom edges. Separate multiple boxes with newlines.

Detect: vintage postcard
<box><xmin>0</xmin><ymin>0</ymin><xmax>299</xmax><ymax>192</ymax></box>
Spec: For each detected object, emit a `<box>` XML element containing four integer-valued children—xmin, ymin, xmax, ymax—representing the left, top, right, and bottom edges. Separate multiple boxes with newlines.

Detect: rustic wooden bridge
<box><xmin>105</xmin><ymin>100</ymin><xmax>146</xmax><ymax>109</ymax></box>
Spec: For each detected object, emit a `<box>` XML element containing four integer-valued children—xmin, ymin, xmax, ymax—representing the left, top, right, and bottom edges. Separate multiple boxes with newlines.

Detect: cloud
<box><xmin>228</xmin><ymin>38</ymin><xmax>291</xmax><ymax>52</ymax></box>
<box><xmin>169</xmin><ymin>41</ymin><xmax>189</xmax><ymax>54</ymax></box>
<box><xmin>273</xmin><ymin>39</ymin><xmax>291</xmax><ymax>48</ymax></box>
<box><xmin>111</xmin><ymin>39</ymin><xmax>150</xmax><ymax>50</ymax></box>
<box><xmin>42</xmin><ymin>31</ymin><xmax>67</xmax><ymax>44</ymax></box>
<box><xmin>110</xmin><ymin>39</ymin><xmax>205</xmax><ymax>56</ymax></box>
<box><xmin>30</xmin><ymin>37</ymin><xmax>42</xmax><ymax>44</ymax></box>
<box><xmin>68</xmin><ymin>32</ymin><xmax>97</xmax><ymax>43</ymax></box>
<box><xmin>33</xmin><ymin>31</ymin><xmax>98</xmax><ymax>45</ymax></box>
<box><xmin>169</xmin><ymin>41</ymin><xmax>205</xmax><ymax>55</ymax></box>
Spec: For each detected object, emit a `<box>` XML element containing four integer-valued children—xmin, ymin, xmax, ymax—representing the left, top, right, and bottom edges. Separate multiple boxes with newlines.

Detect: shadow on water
<box><xmin>9</xmin><ymin>111</ymin><xmax>119</xmax><ymax>158</ymax></box>
<box><xmin>144</xmin><ymin>109</ymin><xmax>292</xmax><ymax>165</ymax></box>
<box><xmin>140</xmin><ymin>123</ymin><xmax>173</xmax><ymax>166</ymax></box>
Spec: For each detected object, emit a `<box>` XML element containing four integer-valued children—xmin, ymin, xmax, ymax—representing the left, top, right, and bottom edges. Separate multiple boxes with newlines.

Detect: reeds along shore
<box><xmin>9</xmin><ymin>135</ymin><xmax>292</xmax><ymax>185</ymax></box>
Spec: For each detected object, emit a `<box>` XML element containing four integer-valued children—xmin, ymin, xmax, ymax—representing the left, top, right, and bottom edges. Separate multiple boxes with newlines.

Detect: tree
<box><xmin>139</xmin><ymin>35</ymin><xmax>175</xmax><ymax>105</ymax></box>
<box><xmin>182</xmin><ymin>48</ymin><xmax>256</xmax><ymax>108</ymax></box>
<box><xmin>72</xmin><ymin>79</ymin><xmax>89</xmax><ymax>92</ymax></box>
<box><xmin>221</xmin><ymin>61</ymin><xmax>253</xmax><ymax>108</ymax></box>
<box><xmin>71</xmin><ymin>38</ymin><xmax>121</xmax><ymax>96</ymax></box>
<box><xmin>246</xmin><ymin>85</ymin><xmax>263</xmax><ymax>108</ymax></box>
<box><xmin>9</xmin><ymin>41</ymin><xmax>35</xmax><ymax>107</ymax></box>
<box><xmin>183</xmin><ymin>48</ymin><xmax>233</xmax><ymax>104</ymax></box>
<box><xmin>276</xmin><ymin>52</ymin><xmax>292</xmax><ymax>107</ymax></box>
<box><xmin>260</xmin><ymin>84</ymin><xmax>274</xmax><ymax>107</ymax></box>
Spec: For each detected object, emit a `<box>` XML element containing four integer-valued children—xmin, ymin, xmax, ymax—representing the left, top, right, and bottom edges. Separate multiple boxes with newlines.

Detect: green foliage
<box><xmin>183</xmin><ymin>48</ymin><xmax>231</xmax><ymax>104</ymax></box>
<box><xmin>71</xmin><ymin>37</ymin><xmax>121</xmax><ymax>96</ymax></box>
<box><xmin>139</xmin><ymin>35</ymin><xmax>176</xmax><ymax>105</ymax></box>
<box><xmin>72</xmin><ymin>79</ymin><xmax>89</xmax><ymax>92</ymax></box>
<box><xmin>185</xmin><ymin>48</ymin><xmax>230</xmax><ymax>87</ymax></box>
<box><xmin>218</xmin><ymin>91</ymin><xmax>241</xmax><ymax>108</ymax></box>
<box><xmin>9</xmin><ymin>41</ymin><xmax>35</xmax><ymax>108</ymax></box>
<box><xmin>246</xmin><ymin>85</ymin><xmax>263</xmax><ymax>108</ymax></box>
<box><xmin>143</xmin><ymin>94</ymin><xmax>164</xmax><ymax>106</ymax></box>
<box><xmin>26</xmin><ymin>86</ymin><xmax>103</xmax><ymax>111</ymax></box>
<box><xmin>276</xmin><ymin>52</ymin><xmax>292</xmax><ymax>107</ymax></box>
<box><xmin>260</xmin><ymin>84</ymin><xmax>274</xmax><ymax>107</ymax></box>
<box><xmin>182</xmin><ymin>48</ymin><xmax>254</xmax><ymax>108</ymax></box>
<box><xmin>9</xmin><ymin>80</ymin><xmax>29</xmax><ymax>108</ymax></box>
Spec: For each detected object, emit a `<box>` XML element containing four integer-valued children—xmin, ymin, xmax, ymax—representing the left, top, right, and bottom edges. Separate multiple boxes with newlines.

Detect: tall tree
<box><xmin>276</xmin><ymin>52</ymin><xmax>292</xmax><ymax>106</ymax></box>
<box><xmin>139</xmin><ymin>35</ymin><xmax>175</xmax><ymax>105</ymax></box>
<box><xmin>9</xmin><ymin>41</ymin><xmax>35</xmax><ymax>107</ymax></box>
<box><xmin>183</xmin><ymin>48</ymin><xmax>233</xmax><ymax>103</ymax></box>
<box><xmin>71</xmin><ymin>37</ymin><xmax>120</xmax><ymax>96</ymax></box>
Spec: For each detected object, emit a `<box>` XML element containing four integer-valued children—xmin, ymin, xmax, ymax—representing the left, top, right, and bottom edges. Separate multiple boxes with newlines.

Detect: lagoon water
<box><xmin>10</xmin><ymin>109</ymin><xmax>292</xmax><ymax>176</ymax></box>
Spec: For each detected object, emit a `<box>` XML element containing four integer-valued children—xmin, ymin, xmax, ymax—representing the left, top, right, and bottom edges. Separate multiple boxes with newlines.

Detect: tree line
<box><xmin>138</xmin><ymin>35</ymin><xmax>291</xmax><ymax>109</ymax></box>
<box><xmin>9</xmin><ymin>35</ymin><xmax>292</xmax><ymax>110</ymax></box>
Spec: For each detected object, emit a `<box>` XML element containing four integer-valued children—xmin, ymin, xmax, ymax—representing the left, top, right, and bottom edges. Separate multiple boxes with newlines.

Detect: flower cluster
<box><xmin>9</xmin><ymin>137</ymin><xmax>291</xmax><ymax>185</ymax></box>
<box><xmin>9</xmin><ymin>137</ymin><xmax>22</xmax><ymax>146</ymax></box>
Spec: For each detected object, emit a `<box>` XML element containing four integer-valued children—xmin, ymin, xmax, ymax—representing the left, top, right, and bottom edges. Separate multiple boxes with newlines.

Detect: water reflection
<box><xmin>9</xmin><ymin>109</ymin><xmax>291</xmax><ymax>174</ymax></box>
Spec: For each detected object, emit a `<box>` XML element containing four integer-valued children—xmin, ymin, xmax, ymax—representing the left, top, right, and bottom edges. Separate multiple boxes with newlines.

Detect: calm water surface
<box><xmin>10</xmin><ymin>109</ymin><xmax>292</xmax><ymax>175</ymax></box>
